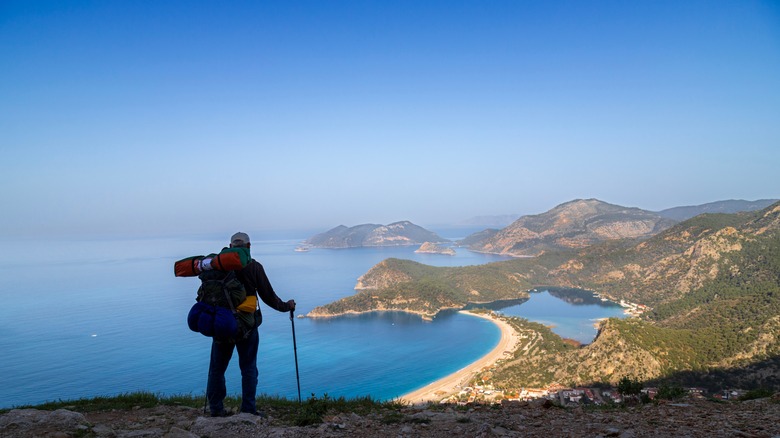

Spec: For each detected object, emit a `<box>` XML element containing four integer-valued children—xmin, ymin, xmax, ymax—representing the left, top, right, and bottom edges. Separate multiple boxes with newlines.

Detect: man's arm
<box><xmin>241</xmin><ymin>260</ymin><xmax>295</xmax><ymax>312</ymax></box>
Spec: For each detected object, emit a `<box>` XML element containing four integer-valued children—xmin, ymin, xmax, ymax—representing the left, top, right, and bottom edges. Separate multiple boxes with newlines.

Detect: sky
<box><xmin>2</xmin><ymin>0</ymin><xmax>779</xmax><ymax>238</ymax></box>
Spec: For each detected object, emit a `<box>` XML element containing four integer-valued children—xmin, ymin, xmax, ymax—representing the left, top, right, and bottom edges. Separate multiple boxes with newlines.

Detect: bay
<box><xmin>0</xmin><ymin>229</ymin><xmax>624</xmax><ymax>408</ymax></box>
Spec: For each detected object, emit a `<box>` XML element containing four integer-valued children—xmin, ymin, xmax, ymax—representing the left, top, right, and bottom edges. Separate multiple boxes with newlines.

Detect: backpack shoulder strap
<box><xmin>220</xmin><ymin>271</ymin><xmax>239</xmax><ymax>315</ymax></box>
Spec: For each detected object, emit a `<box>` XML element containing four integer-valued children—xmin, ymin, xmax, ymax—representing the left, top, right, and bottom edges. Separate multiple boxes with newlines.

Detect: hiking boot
<box><xmin>210</xmin><ymin>409</ymin><xmax>232</xmax><ymax>418</ymax></box>
<box><xmin>241</xmin><ymin>409</ymin><xmax>267</xmax><ymax>418</ymax></box>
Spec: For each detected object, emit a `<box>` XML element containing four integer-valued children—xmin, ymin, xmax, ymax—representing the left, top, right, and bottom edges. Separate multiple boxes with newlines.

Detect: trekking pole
<box><xmin>290</xmin><ymin>310</ymin><xmax>302</xmax><ymax>404</ymax></box>
<box><xmin>203</xmin><ymin>371</ymin><xmax>209</xmax><ymax>415</ymax></box>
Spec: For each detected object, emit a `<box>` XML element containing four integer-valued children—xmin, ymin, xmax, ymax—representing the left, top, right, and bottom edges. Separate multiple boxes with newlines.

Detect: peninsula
<box><xmin>306</xmin><ymin>258</ymin><xmax>532</xmax><ymax>319</ymax></box>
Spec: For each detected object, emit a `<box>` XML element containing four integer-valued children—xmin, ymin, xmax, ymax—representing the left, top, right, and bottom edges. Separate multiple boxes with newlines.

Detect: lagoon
<box><xmin>493</xmin><ymin>289</ymin><xmax>626</xmax><ymax>344</ymax></box>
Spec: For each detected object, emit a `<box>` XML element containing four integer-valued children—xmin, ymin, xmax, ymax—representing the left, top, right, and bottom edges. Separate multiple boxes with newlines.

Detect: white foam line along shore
<box><xmin>398</xmin><ymin>310</ymin><xmax>519</xmax><ymax>405</ymax></box>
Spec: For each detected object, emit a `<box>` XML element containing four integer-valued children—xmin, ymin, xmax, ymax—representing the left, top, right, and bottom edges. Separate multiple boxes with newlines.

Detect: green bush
<box><xmin>656</xmin><ymin>384</ymin><xmax>686</xmax><ymax>400</ymax></box>
<box><xmin>293</xmin><ymin>393</ymin><xmax>331</xmax><ymax>426</ymax></box>
<box><xmin>739</xmin><ymin>388</ymin><xmax>774</xmax><ymax>401</ymax></box>
<box><xmin>617</xmin><ymin>377</ymin><xmax>643</xmax><ymax>396</ymax></box>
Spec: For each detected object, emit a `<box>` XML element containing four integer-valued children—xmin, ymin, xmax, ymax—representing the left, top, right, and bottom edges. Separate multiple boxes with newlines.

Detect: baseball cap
<box><xmin>231</xmin><ymin>232</ymin><xmax>250</xmax><ymax>247</ymax></box>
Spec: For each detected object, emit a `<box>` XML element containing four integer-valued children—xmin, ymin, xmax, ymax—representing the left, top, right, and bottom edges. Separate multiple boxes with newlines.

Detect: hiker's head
<box><xmin>230</xmin><ymin>232</ymin><xmax>251</xmax><ymax>248</ymax></box>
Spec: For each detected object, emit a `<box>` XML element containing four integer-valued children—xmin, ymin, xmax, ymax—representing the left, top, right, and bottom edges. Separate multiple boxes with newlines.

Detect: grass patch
<box><xmin>3</xmin><ymin>391</ymin><xmax>166</xmax><ymax>413</ymax></box>
<box><xmin>283</xmin><ymin>393</ymin><xmax>406</xmax><ymax>426</ymax></box>
<box><xmin>0</xmin><ymin>391</ymin><xmax>407</xmax><ymax>427</ymax></box>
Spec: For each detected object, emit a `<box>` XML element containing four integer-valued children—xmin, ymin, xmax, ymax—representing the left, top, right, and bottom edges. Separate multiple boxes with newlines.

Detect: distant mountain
<box><xmin>457</xmin><ymin>214</ymin><xmax>519</xmax><ymax>227</ymax></box>
<box><xmin>656</xmin><ymin>199</ymin><xmax>779</xmax><ymax>221</ymax></box>
<box><xmin>304</xmin><ymin>221</ymin><xmax>449</xmax><ymax>248</ymax></box>
<box><xmin>466</xmin><ymin>199</ymin><xmax>676</xmax><ymax>257</ymax></box>
<box><xmin>455</xmin><ymin>228</ymin><xmax>499</xmax><ymax>247</ymax></box>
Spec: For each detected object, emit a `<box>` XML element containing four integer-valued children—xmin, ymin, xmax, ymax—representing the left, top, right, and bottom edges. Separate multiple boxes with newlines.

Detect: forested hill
<box><xmin>309</xmin><ymin>202</ymin><xmax>780</xmax><ymax>389</ymax></box>
<box><xmin>307</xmin><ymin>258</ymin><xmax>533</xmax><ymax>318</ymax></box>
<box><xmin>487</xmin><ymin>202</ymin><xmax>780</xmax><ymax>390</ymax></box>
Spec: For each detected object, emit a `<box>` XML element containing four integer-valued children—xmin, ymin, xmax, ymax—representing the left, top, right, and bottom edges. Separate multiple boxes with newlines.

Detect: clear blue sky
<box><xmin>2</xmin><ymin>1</ymin><xmax>779</xmax><ymax>238</ymax></box>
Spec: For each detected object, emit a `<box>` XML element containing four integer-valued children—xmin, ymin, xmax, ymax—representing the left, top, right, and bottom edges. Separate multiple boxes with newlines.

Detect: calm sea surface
<box><xmin>0</xmin><ymin>229</ymin><xmax>625</xmax><ymax>408</ymax></box>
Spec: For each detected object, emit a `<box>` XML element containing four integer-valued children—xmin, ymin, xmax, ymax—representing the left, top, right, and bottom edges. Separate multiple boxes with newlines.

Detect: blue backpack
<box><xmin>187</xmin><ymin>302</ymin><xmax>238</xmax><ymax>339</ymax></box>
<box><xmin>187</xmin><ymin>270</ymin><xmax>253</xmax><ymax>341</ymax></box>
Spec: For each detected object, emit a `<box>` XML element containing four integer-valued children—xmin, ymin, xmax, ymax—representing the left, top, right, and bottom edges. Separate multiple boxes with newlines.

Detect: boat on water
<box><xmin>294</xmin><ymin>246</ymin><xmax>310</xmax><ymax>252</ymax></box>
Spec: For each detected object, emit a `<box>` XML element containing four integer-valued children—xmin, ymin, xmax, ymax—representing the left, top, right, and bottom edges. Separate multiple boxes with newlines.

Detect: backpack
<box><xmin>187</xmin><ymin>268</ymin><xmax>259</xmax><ymax>341</ymax></box>
<box><xmin>197</xmin><ymin>270</ymin><xmax>246</xmax><ymax>309</ymax></box>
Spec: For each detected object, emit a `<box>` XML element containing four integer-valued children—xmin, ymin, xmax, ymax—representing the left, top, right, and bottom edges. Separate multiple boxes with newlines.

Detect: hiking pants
<box><xmin>206</xmin><ymin>328</ymin><xmax>259</xmax><ymax>414</ymax></box>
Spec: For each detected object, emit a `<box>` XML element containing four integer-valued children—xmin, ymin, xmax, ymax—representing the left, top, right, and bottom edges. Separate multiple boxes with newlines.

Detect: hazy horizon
<box><xmin>2</xmin><ymin>1</ymin><xmax>779</xmax><ymax>239</ymax></box>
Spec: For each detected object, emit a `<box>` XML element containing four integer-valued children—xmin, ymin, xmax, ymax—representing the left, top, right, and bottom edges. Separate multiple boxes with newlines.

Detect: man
<box><xmin>206</xmin><ymin>231</ymin><xmax>296</xmax><ymax>417</ymax></box>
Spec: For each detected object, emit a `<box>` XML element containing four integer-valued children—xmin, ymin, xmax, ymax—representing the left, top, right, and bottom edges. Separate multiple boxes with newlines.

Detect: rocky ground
<box><xmin>2</xmin><ymin>396</ymin><xmax>780</xmax><ymax>438</ymax></box>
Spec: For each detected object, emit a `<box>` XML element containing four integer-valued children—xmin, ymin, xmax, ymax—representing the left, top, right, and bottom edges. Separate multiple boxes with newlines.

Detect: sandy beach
<box><xmin>398</xmin><ymin>311</ymin><xmax>519</xmax><ymax>405</ymax></box>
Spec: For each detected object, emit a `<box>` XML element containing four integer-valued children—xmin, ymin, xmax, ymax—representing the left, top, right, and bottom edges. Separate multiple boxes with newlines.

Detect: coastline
<box><xmin>398</xmin><ymin>310</ymin><xmax>519</xmax><ymax>405</ymax></box>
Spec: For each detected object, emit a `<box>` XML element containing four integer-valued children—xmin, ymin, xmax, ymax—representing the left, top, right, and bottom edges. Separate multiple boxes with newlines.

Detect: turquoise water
<box><xmin>0</xmin><ymin>230</ymin><xmax>624</xmax><ymax>408</ymax></box>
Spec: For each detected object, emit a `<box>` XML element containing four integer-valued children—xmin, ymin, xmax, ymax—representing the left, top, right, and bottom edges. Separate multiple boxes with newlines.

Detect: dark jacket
<box><xmin>237</xmin><ymin>259</ymin><xmax>292</xmax><ymax>316</ymax></box>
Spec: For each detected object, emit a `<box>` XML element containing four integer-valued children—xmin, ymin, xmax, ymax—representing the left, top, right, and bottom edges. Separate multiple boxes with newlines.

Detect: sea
<box><xmin>0</xmin><ymin>228</ymin><xmax>626</xmax><ymax>409</ymax></box>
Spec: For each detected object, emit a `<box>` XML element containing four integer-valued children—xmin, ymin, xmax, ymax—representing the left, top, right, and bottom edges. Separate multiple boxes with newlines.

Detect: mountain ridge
<box><xmin>656</xmin><ymin>198</ymin><xmax>779</xmax><ymax>221</ymax></box>
<box><xmin>463</xmin><ymin>199</ymin><xmax>676</xmax><ymax>257</ymax></box>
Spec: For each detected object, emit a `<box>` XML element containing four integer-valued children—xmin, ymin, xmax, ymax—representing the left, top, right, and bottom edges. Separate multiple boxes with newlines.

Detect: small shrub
<box><xmin>617</xmin><ymin>377</ymin><xmax>643</xmax><ymax>396</ymax></box>
<box><xmin>294</xmin><ymin>393</ymin><xmax>331</xmax><ymax>426</ymax></box>
<box><xmin>739</xmin><ymin>388</ymin><xmax>774</xmax><ymax>401</ymax></box>
<box><xmin>656</xmin><ymin>384</ymin><xmax>686</xmax><ymax>400</ymax></box>
<box><xmin>380</xmin><ymin>411</ymin><xmax>405</xmax><ymax>424</ymax></box>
